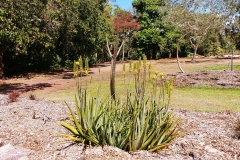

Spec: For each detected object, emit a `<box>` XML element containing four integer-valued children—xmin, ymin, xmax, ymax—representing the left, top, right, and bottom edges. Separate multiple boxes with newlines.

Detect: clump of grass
<box><xmin>29</xmin><ymin>94</ymin><xmax>36</xmax><ymax>100</ymax></box>
<box><xmin>8</xmin><ymin>91</ymin><xmax>20</xmax><ymax>102</ymax></box>
<box><xmin>59</xmin><ymin>55</ymin><xmax>181</xmax><ymax>152</ymax></box>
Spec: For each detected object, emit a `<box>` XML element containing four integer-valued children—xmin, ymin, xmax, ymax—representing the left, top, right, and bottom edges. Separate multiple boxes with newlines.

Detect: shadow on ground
<box><xmin>0</xmin><ymin>83</ymin><xmax>53</xmax><ymax>94</ymax></box>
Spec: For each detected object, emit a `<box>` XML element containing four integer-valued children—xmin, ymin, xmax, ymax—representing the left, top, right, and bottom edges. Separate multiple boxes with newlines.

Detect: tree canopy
<box><xmin>0</xmin><ymin>0</ymin><xmax>239</xmax><ymax>76</ymax></box>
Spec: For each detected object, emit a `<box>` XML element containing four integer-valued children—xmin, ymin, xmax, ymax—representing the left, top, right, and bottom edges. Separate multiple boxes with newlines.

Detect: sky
<box><xmin>110</xmin><ymin>0</ymin><xmax>134</xmax><ymax>11</ymax></box>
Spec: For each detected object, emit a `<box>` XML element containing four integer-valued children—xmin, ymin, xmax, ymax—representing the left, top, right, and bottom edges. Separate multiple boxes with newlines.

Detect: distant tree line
<box><xmin>0</xmin><ymin>0</ymin><xmax>239</xmax><ymax>76</ymax></box>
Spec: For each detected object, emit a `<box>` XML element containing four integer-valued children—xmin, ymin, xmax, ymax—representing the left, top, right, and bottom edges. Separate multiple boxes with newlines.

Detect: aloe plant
<box><xmin>59</xmin><ymin>55</ymin><xmax>181</xmax><ymax>152</ymax></box>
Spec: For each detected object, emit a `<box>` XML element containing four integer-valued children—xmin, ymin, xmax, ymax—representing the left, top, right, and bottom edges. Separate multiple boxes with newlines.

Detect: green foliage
<box><xmin>0</xmin><ymin>0</ymin><xmax>55</xmax><ymax>75</ymax></box>
<box><xmin>59</xmin><ymin>55</ymin><xmax>181</xmax><ymax>152</ymax></box>
<box><xmin>0</xmin><ymin>0</ymin><xmax>111</xmax><ymax>76</ymax></box>
<box><xmin>132</xmin><ymin>0</ymin><xmax>181</xmax><ymax>59</ymax></box>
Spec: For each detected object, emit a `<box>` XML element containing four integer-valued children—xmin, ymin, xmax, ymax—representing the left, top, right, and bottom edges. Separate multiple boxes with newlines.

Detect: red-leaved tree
<box><xmin>106</xmin><ymin>10</ymin><xmax>140</xmax><ymax>100</ymax></box>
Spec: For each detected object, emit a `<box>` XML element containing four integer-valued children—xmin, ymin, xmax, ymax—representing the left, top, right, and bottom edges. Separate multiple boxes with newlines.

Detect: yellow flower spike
<box><xmin>134</xmin><ymin>68</ymin><xmax>138</xmax><ymax>74</ymax></box>
<box><xmin>78</xmin><ymin>56</ymin><xmax>83</xmax><ymax>72</ymax></box>
<box><xmin>159</xmin><ymin>72</ymin><xmax>164</xmax><ymax>79</ymax></box>
<box><xmin>85</xmin><ymin>57</ymin><xmax>89</xmax><ymax>75</ymax></box>
<box><xmin>155</xmin><ymin>70</ymin><xmax>158</xmax><ymax>75</ymax></box>
<box><xmin>75</xmin><ymin>61</ymin><xmax>79</xmax><ymax>66</ymax></box>
<box><xmin>153</xmin><ymin>74</ymin><xmax>157</xmax><ymax>79</ymax></box>
<box><xmin>138</xmin><ymin>57</ymin><xmax>142</xmax><ymax>70</ymax></box>
<box><xmin>129</xmin><ymin>61</ymin><xmax>132</xmax><ymax>73</ymax></box>
<box><xmin>143</xmin><ymin>54</ymin><xmax>147</xmax><ymax>67</ymax></box>
<box><xmin>122</xmin><ymin>64</ymin><xmax>126</xmax><ymax>75</ymax></box>
<box><xmin>148</xmin><ymin>64</ymin><xmax>152</xmax><ymax>73</ymax></box>
<box><xmin>134</xmin><ymin>63</ymin><xmax>138</xmax><ymax>74</ymax></box>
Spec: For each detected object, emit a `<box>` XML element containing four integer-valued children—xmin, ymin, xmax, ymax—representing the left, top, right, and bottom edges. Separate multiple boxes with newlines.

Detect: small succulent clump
<box><xmin>8</xmin><ymin>91</ymin><xmax>20</xmax><ymax>102</ymax></box>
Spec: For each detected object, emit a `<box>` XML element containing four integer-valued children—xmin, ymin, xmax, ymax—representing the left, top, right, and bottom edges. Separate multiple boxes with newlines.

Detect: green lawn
<box><xmin>171</xmin><ymin>86</ymin><xmax>240</xmax><ymax>112</ymax></box>
<box><xmin>191</xmin><ymin>64</ymin><xmax>240</xmax><ymax>71</ymax></box>
<box><xmin>35</xmin><ymin>59</ymin><xmax>240</xmax><ymax>112</ymax></box>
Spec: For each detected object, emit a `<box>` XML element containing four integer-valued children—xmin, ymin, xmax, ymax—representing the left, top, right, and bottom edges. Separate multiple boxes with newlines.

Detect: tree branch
<box><xmin>116</xmin><ymin>40</ymin><xmax>125</xmax><ymax>57</ymax></box>
<box><xmin>106</xmin><ymin>37</ymin><xmax>113</xmax><ymax>57</ymax></box>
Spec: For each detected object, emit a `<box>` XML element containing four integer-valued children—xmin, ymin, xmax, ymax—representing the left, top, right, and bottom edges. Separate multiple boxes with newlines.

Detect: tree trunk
<box><xmin>176</xmin><ymin>44</ymin><xmax>184</xmax><ymax>73</ymax></box>
<box><xmin>190</xmin><ymin>40</ymin><xmax>199</xmax><ymax>62</ymax></box>
<box><xmin>176</xmin><ymin>36</ymin><xmax>185</xmax><ymax>73</ymax></box>
<box><xmin>191</xmin><ymin>46</ymin><xmax>198</xmax><ymax>62</ymax></box>
<box><xmin>168</xmin><ymin>50</ymin><xmax>172</xmax><ymax>59</ymax></box>
<box><xmin>110</xmin><ymin>55</ymin><xmax>117</xmax><ymax>100</ymax></box>
<box><xmin>106</xmin><ymin>35</ymin><xmax>125</xmax><ymax>101</ymax></box>
<box><xmin>122</xmin><ymin>43</ymin><xmax>125</xmax><ymax>61</ymax></box>
<box><xmin>110</xmin><ymin>34</ymin><xmax>119</xmax><ymax>100</ymax></box>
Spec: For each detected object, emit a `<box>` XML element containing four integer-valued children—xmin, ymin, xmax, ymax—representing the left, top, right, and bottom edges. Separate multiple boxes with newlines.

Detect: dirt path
<box><xmin>1</xmin><ymin>57</ymin><xmax>240</xmax><ymax>96</ymax></box>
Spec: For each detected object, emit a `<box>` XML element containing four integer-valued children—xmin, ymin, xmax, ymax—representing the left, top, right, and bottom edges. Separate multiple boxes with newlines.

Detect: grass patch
<box><xmin>35</xmin><ymin>75</ymin><xmax>240</xmax><ymax>112</ymax></box>
<box><xmin>170</xmin><ymin>86</ymin><xmax>240</xmax><ymax>112</ymax></box>
<box><xmin>191</xmin><ymin>64</ymin><xmax>240</xmax><ymax>71</ymax></box>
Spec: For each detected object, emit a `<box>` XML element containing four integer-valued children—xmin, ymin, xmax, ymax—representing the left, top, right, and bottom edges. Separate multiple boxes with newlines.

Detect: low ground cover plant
<box><xmin>59</xmin><ymin>56</ymin><xmax>181</xmax><ymax>152</ymax></box>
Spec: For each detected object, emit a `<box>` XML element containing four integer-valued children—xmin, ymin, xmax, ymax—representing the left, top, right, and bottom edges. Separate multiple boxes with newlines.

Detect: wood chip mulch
<box><xmin>0</xmin><ymin>95</ymin><xmax>240</xmax><ymax>160</ymax></box>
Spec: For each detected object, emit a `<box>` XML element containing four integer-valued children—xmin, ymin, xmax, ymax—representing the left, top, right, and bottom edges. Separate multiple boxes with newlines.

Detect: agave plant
<box><xmin>59</xmin><ymin>55</ymin><xmax>181</xmax><ymax>152</ymax></box>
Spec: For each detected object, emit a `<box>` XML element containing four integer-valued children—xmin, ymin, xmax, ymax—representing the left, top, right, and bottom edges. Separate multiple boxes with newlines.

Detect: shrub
<box><xmin>8</xmin><ymin>91</ymin><xmax>20</xmax><ymax>102</ymax></box>
<box><xmin>59</xmin><ymin>55</ymin><xmax>181</xmax><ymax>152</ymax></box>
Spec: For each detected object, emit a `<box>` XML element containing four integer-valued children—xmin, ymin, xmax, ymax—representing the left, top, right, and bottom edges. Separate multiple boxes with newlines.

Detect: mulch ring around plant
<box><xmin>0</xmin><ymin>95</ymin><xmax>240</xmax><ymax>159</ymax></box>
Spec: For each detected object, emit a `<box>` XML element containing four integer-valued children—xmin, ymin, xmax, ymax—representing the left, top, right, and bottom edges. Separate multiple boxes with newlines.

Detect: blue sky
<box><xmin>111</xmin><ymin>0</ymin><xmax>133</xmax><ymax>11</ymax></box>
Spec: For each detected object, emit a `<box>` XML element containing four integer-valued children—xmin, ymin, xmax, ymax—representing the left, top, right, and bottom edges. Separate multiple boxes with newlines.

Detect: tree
<box><xmin>0</xmin><ymin>0</ymin><xmax>54</xmax><ymax>76</ymax></box>
<box><xmin>0</xmin><ymin>0</ymin><xmax>111</xmax><ymax>76</ymax></box>
<box><xmin>132</xmin><ymin>0</ymin><xmax>173</xmax><ymax>59</ymax></box>
<box><xmin>223</xmin><ymin>0</ymin><xmax>240</xmax><ymax>51</ymax></box>
<box><xmin>166</xmin><ymin>0</ymin><xmax>225</xmax><ymax>62</ymax></box>
<box><xmin>106</xmin><ymin>9</ymin><xmax>140</xmax><ymax>100</ymax></box>
<box><xmin>53</xmin><ymin>0</ymin><xmax>110</xmax><ymax>67</ymax></box>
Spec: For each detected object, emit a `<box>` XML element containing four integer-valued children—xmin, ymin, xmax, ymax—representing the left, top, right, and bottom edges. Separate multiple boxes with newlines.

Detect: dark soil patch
<box><xmin>169</xmin><ymin>70</ymin><xmax>240</xmax><ymax>88</ymax></box>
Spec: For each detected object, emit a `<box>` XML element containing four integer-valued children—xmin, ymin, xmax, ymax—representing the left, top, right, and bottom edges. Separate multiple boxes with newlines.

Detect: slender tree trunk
<box><xmin>176</xmin><ymin>43</ymin><xmax>184</xmax><ymax>73</ymax></box>
<box><xmin>110</xmin><ymin>55</ymin><xmax>117</xmax><ymax>100</ymax></box>
<box><xmin>122</xmin><ymin>43</ymin><xmax>125</xmax><ymax>61</ymax></box>
<box><xmin>191</xmin><ymin>46</ymin><xmax>198</xmax><ymax>62</ymax></box>
<box><xmin>168</xmin><ymin>50</ymin><xmax>172</xmax><ymax>59</ymax></box>
<box><xmin>190</xmin><ymin>40</ymin><xmax>199</xmax><ymax>62</ymax></box>
<box><xmin>106</xmin><ymin>35</ymin><xmax>125</xmax><ymax>100</ymax></box>
<box><xmin>176</xmin><ymin>35</ymin><xmax>185</xmax><ymax>73</ymax></box>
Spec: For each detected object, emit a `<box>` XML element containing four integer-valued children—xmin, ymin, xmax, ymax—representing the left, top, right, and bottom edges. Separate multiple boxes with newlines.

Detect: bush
<box><xmin>8</xmin><ymin>91</ymin><xmax>20</xmax><ymax>102</ymax></box>
<box><xmin>59</xmin><ymin>55</ymin><xmax>181</xmax><ymax>152</ymax></box>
